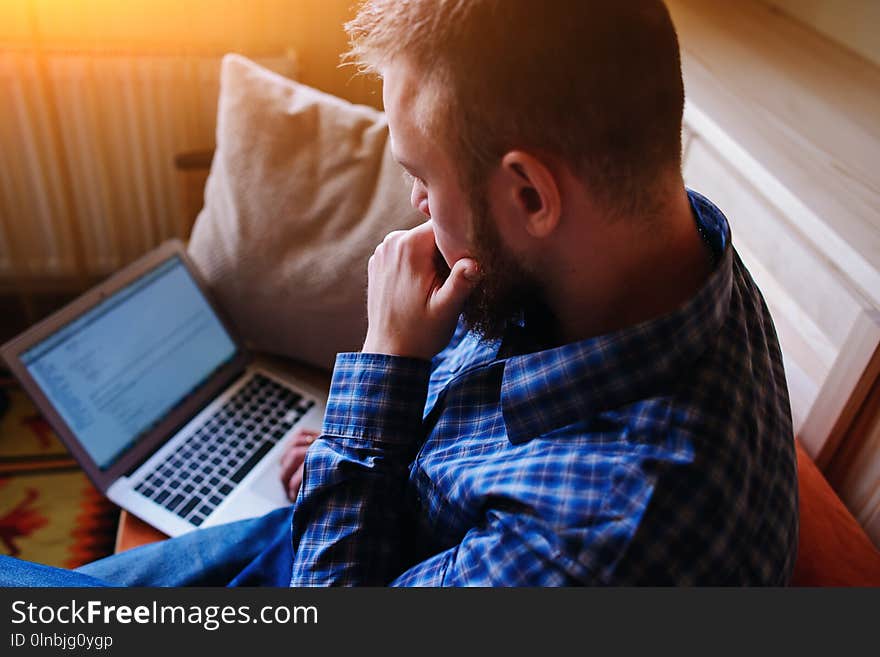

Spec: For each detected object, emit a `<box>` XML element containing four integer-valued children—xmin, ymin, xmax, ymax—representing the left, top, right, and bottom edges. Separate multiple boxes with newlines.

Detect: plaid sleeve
<box><xmin>320</xmin><ymin>352</ymin><xmax>432</xmax><ymax>443</ymax></box>
<box><xmin>289</xmin><ymin>352</ymin><xmax>431</xmax><ymax>586</ymax></box>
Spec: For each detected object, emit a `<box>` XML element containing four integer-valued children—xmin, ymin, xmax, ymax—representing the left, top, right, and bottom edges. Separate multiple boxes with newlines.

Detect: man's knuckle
<box><xmin>383</xmin><ymin>230</ymin><xmax>403</xmax><ymax>245</ymax></box>
<box><xmin>400</xmin><ymin>231</ymin><xmax>420</xmax><ymax>253</ymax></box>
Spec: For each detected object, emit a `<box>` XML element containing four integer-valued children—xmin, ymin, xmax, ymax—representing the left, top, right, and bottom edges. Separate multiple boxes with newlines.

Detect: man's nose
<box><xmin>410</xmin><ymin>183</ymin><xmax>430</xmax><ymax>218</ymax></box>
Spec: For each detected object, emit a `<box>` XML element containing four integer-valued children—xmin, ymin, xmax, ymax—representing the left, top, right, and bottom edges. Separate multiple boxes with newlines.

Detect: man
<box><xmin>1</xmin><ymin>0</ymin><xmax>797</xmax><ymax>586</ymax></box>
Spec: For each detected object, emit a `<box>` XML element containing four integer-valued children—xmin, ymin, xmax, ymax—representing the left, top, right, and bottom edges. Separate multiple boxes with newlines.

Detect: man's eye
<box><xmin>402</xmin><ymin>170</ymin><xmax>425</xmax><ymax>187</ymax></box>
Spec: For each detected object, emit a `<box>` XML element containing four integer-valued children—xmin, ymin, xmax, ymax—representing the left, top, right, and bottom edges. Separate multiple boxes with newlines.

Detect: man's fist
<box><xmin>279</xmin><ymin>428</ymin><xmax>318</xmax><ymax>502</ymax></box>
<box><xmin>362</xmin><ymin>221</ymin><xmax>480</xmax><ymax>360</ymax></box>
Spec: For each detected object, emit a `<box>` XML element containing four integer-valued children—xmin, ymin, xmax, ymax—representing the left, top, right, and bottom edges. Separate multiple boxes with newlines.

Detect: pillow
<box><xmin>188</xmin><ymin>54</ymin><xmax>423</xmax><ymax>370</ymax></box>
<box><xmin>791</xmin><ymin>440</ymin><xmax>880</xmax><ymax>586</ymax></box>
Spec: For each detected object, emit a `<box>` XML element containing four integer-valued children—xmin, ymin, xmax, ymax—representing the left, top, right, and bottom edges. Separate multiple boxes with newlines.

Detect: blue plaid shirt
<box><xmin>289</xmin><ymin>190</ymin><xmax>799</xmax><ymax>586</ymax></box>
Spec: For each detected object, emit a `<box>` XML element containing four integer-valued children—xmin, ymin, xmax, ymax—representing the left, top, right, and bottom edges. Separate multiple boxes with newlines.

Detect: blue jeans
<box><xmin>0</xmin><ymin>506</ymin><xmax>295</xmax><ymax>587</ymax></box>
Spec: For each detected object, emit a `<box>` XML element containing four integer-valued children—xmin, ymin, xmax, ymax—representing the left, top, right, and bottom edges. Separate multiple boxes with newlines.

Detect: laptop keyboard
<box><xmin>133</xmin><ymin>373</ymin><xmax>315</xmax><ymax>527</ymax></box>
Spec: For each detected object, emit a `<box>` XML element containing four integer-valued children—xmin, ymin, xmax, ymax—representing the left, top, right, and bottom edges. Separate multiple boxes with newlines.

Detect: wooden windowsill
<box><xmin>667</xmin><ymin>0</ymin><xmax>880</xmax><ymax>307</ymax></box>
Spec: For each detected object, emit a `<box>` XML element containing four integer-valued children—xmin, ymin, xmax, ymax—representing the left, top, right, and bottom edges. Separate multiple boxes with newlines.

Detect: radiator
<box><xmin>0</xmin><ymin>50</ymin><xmax>295</xmax><ymax>282</ymax></box>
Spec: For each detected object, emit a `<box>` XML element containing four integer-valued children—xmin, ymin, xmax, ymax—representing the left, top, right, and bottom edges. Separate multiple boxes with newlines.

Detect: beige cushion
<box><xmin>188</xmin><ymin>54</ymin><xmax>422</xmax><ymax>370</ymax></box>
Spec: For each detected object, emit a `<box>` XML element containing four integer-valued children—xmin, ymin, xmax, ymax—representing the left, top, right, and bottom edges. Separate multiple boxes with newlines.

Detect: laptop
<box><xmin>1</xmin><ymin>239</ymin><xmax>327</xmax><ymax>537</ymax></box>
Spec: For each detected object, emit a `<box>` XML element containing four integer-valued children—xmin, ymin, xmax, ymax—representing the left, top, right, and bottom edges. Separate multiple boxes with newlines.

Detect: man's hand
<box><xmin>362</xmin><ymin>221</ymin><xmax>480</xmax><ymax>360</ymax></box>
<box><xmin>279</xmin><ymin>428</ymin><xmax>318</xmax><ymax>502</ymax></box>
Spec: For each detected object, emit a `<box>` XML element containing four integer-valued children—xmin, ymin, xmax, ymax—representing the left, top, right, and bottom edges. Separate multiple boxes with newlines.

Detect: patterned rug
<box><xmin>0</xmin><ymin>370</ymin><xmax>118</xmax><ymax>568</ymax></box>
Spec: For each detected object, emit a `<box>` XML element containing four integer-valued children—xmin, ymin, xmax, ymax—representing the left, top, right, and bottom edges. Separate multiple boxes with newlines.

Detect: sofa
<box><xmin>791</xmin><ymin>441</ymin><xmax>880</xmax><ymax>585</ymax></box>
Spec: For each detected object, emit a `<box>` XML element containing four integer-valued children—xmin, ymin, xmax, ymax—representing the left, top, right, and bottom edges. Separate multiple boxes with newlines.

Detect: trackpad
<box><xmin>248</xmin><ymin>458</ymin><xmax>290</xmax><ymax>507</ymax></box>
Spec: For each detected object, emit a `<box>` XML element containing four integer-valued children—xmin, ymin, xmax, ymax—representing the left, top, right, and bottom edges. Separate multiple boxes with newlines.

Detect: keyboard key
<box><xmin>191</xmin><ymin>515</ymin><xmax>205</xmax><ymax>527</ymax></box>
<box><xmin>177</xmin><ymin>497</ymin><xmax>199</xmax><ymax>518</ymax></box>
<box><xmin>155</xmin><ymin>490</ymin><xmax>170</xmax><ymax>504</ymax></box>
<box><xmin>230</xmin><ymin>442</ymin><xmax>273</xmax><ymax>484</ymax></box>
<box><xmin>219</xmin><ymin>484</ymin><xmax>233</xmax><ymax>496</ymax></box>
<box><xmin>165</xmin><ymin>493</ymin><xmax>185</xmax><ymax>511</ymax></box>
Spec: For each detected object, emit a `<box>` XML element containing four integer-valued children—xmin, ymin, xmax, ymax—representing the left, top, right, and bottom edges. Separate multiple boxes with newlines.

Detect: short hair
<box><xmin>345</xmin><ymin>0</ymin><xmax>685</xmax><ymax>217</ymax></box>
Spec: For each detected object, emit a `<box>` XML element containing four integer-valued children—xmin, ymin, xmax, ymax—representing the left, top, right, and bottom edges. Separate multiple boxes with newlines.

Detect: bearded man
<box><xmin>283</xmin><ymin>0</ymin><xmax>798</xmax><ymax>585</ymax></box>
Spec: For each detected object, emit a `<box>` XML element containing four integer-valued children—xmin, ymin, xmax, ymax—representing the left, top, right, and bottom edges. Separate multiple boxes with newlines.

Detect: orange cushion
<box><xmin>791</xmin><ymin>440</ymin><xmax>880</xmax><ymax>586</ymax></box>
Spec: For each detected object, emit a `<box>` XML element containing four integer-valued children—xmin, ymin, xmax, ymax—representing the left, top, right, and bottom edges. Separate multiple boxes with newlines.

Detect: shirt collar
<box><xmin>500</xmin><ymin>190</ymin><xmax>733</xmax><ymax>444</ymax></box>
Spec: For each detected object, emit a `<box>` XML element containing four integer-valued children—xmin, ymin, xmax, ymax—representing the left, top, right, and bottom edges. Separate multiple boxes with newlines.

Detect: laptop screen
<box><xmin>20</xmin><ymin>256</ymin><xmax>238</xmax><ymax>470</ymax></box>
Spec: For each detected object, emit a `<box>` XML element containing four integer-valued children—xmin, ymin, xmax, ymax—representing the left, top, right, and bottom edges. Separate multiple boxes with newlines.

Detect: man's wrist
<box><xmin>361</xmin><ymin>334</ymin><xmax>395</xmax><ymax>356</ymax></box>
<box><xmin>362</xmin><ymin>333</ymin><xmax>430</xmax><ymax>360</ymax></box>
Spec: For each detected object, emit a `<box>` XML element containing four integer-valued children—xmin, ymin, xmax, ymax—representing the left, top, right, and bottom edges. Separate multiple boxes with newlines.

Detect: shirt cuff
<box><xmin>321</xmin><ymin>352</ymin><xmax>432</xmax><ymax>445</ymax></box>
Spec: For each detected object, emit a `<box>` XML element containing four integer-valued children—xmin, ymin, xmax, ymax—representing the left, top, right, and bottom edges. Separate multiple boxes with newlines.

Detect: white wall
<box><xmin>762</xmin><ymin>0</ymin><xmax>880</xmax><ymax>67</ymax></box>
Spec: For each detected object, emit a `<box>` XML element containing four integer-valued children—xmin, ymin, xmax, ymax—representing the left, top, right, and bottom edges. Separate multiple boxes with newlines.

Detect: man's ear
<box><xmin>499</xmin><ymin>150</ymin><xmax>562</xmax><ymax>239</ymax></box>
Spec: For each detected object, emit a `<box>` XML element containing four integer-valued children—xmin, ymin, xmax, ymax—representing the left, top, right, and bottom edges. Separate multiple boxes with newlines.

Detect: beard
<box><xmin>455</xmin><ymin>191</ymin><xmax>552</xmax><ymax>343</ymax></box>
